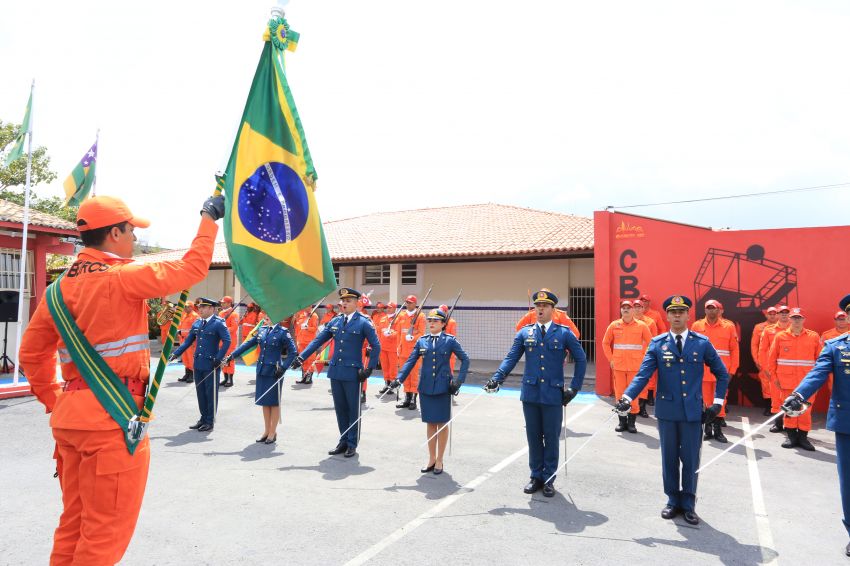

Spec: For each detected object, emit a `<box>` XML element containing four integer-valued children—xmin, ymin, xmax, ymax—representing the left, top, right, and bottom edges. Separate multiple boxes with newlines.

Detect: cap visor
<box><xmin>128</xmin><ymin>216</ymin><xmax>151</xmax><ymax>229</ymax></box>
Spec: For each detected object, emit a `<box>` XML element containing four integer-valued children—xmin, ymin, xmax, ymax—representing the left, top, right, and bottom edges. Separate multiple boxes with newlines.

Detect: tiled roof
<box><xmin>135</xmin><ymin>203</ymin><xmax>593</xmax><ymax>265</ymax></box>
<box><xmin>0</xmin><ymin>199</ymin><xmax>77</xmax><ymax>231</ymax></box>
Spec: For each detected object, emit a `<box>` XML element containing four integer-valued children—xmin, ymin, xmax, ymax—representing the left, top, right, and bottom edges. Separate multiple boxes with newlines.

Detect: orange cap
<box><xmin>76</xmin><ymin>196</ymin><xmax>150</xmax><ymax>231</ymax></box>
<box><xmin>405</xmin><ymin>295</ymin><xmax>417</xmax><ymax>304</ymax></box>
<box><xmin>220</xmin><ymin>295</ymin><xmax>233</xmax><ymax>304</ymax></box>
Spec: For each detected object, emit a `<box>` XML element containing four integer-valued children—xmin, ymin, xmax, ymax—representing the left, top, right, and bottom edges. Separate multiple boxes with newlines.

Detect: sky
<box><xmin>2</xmin><ymin>0</ymin><xmax>850</xmax><ymax>248</ymax></box>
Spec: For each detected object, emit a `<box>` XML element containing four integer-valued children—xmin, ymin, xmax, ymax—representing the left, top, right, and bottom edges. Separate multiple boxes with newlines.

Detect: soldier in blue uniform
<box><xmin>615</xmin><ymin>295</ymin><xmax>729</xmax><ymax>525</ymax></box>
<box><xmin>225</xmin><ymin>319</ymin><xmax>297</xmax><ymax>444</ymax></box>
<box><xmin>294</xmin><ymin>288</ymin><xmax>381</xmax><ymax>458</ymax></box>
<box><xmin>171</xmin><ymin>297</ymin><xmax>231</xmax><ymax>432</ymax></box>
<box><xmin>783</xmin><ymin>293</ymin><xmax>850</xmax><ymax>557</ymax></box>
<box><xmin>484</xmin><ymin>289</ymin><xmax>587</xmax><ymax>498</ymax></box>
<box><xmin>390</xmin><ymin>308</ymin><xmax>470</xmax><ymax>474</ymax></box>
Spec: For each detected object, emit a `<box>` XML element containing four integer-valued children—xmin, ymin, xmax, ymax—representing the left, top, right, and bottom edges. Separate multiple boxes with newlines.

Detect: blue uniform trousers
<box><xmin>837</xmin><ymin>432</ymin><xmax>850</xmax><ymax>536</ymax></box>
<box><xmin>522</xmin><ymin>402</ymin><xmax>563</xmax><ymax>482</ymax></box>
<box><xmin>658</xmin><ymin>419</ymin><xmax>702</xmax><ymax>511</ymax></box>
<box><xmin>331</xmin><ymin>379</ymin><xmax>361</xmax><ymax>448</ymax></box>
<box><xmin>195</xmin><ymin>367</ymin><xmax>221</xmax><ymax>425</ymax></box>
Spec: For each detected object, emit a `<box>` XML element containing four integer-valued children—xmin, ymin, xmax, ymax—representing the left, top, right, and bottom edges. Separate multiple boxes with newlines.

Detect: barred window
<box><xmin>332</xmin><ymin>264</ymin><xmax>340</xmax><ymax>285</ymax></box>
<box><xmin>401</xmin><ymin>263</ymin><xmax>417</xmax><ymax>285</ymax></box>
<box><xmin>0</xmin><ymin>249</ymin><xmax>33</xmax><ymax>296</ymax></box>
<box><xmin>364</xmin><ymin>264</ymin><xmax>390</xmax><ymax>285</ymax></box>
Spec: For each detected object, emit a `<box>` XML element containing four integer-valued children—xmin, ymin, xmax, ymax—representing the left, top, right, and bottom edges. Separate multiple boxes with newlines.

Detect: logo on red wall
<box><xmin>615</xmin><ymin>221</ymin><xmax>645</xmax><ymax>239</ymax></box>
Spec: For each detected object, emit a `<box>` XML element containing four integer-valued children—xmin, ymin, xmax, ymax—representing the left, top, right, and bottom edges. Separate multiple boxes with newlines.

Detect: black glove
<box><xmin>290</xmin><ymin>355</ymin><xmax>304</xmax><ymax>370</ymax></box>
<box><xmin>484</xmin><ymin>379</ymin><xmax>500</xmax><ymax>393</ymax></box>
<box><xmin>614</xmin><ymin>397</ymin><xmax>632</xmax><ymax>416</ymax></box>
<box><xmin>702</xmin><ymin>403</ymin><xmax>722</xmax><ymax>423</ymax></box>
<box><xmin>781</xmin><ymin>392</ymin><xmax>806</xmax><ymax>416</ymax></box>
<box><xmin>388</xmin><ymin>379</ymin><xmax>401</xmax><ymax>390</ymax></box>
<box><xmin>168</xmin><ymin>352</ymin><xmax>177</xmax><ymax>362</ymax></box>
<box><xmin>213</xmin><ymin>357</ymin><xmax>224</xmax><ymax>367</ymax></box>
<box><xmin>448</xmin><ymin>380</ymin><xmax>461</xmax><ymax>396</ymax></box>
<box><xmin>358</xmin><ymin>367</ymin><xmax>372</xmax><ymax>383</ymax></box>
<box><xmin>221</xmin><ymin>354</ymin><xmax>232</xmax><ymax>365</ymax></box>
<box><xmin>562</xmin><ymin>387</ymin><xmax>577</xmax><ymax>406</ymax></box>
<box><xmin>201</xmin><ymin>195</ymin><xmax>225</xmax><ymax>220</ymax></box>
<box><xmin>274</xmin><ymin>365</ymin><xmax>285</xmax><ymax>379</ymax></box>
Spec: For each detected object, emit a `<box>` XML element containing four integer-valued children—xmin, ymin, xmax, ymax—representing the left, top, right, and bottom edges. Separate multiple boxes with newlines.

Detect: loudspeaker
<box><xmin>0</xmin><ymin>291</ymin><xmax>19</xmax><ymax>323</ymax></box>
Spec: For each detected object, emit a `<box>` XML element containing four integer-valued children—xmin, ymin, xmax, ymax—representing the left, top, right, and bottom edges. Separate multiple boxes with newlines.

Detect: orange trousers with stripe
<box><xmin>51</xmin><ymin>428</ymin><xmax>150</xmax><ymax>566</ymax></box>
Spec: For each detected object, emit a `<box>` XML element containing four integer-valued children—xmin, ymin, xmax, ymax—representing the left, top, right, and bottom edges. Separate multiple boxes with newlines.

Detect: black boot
<box><xmin>296</xmin><ymin>372</ymin><xmax>307</xmax><ymax>384</ymax></box>
<box><xmin>409</xmin><ymin>394</ymin><xmax>418</xmax><ymax>410</ymax></box>
<box><xmin>647</xmin><ymin>390</ymin><xmax>655</xmax><ymax>406</ymax></box>
<box><xmin>638</xmin><ymin>399</ymin><xmax>649</xmax><ymax>418</ymax></box>
<box><xmin>769</xmin><ymin>415</ymin><xmax>784</xmax><ymax>433</ymax></box>
<box><xmin>185</xmin><ymin>370</ymin><xmax>194</xmax><ymax>383</ymax></box>
<box><xmin>397</xmin><ymin>392</ymin><xmax>412</xmax><ymax>409</ymax></box>
<box><xmin>626</xmin><ymin>414</ymin><xmax>637</xmax><ymax>433</ymax></box>
<box><xmin>303</xmin><ymin>372</ymin><xmax>313</xmax><ymax>384</ymax></box>
<box><xmin>218</xmin><ymin>374</ymin><xmax>226</xmax><ymax>386</ymax></box>
<box><xmin>180</xmin><ymin>368</ymin><xmax>190</xmax><ymax>382</ymax></box>
<box><xmin>226</xmin><ymin>374</ymin><xmax>234</xmax><ymax>387</ymax></box>
<box><xmin>782</xmin><ymin>428</ymin><xmax>799</xmax><ymax>448</ymax></box>
<box><xmin>360</xmin><ymin>391</ymin><xmax>366</xmax><ymax>404</ymax></box>
<box><xmin>615</xmin><ymin>415</ymin><xmax>627</xmax><ymax>432</ymax></box>
<box><xmin>797</xmin><ymin>430</ymin><xmax>816</xmax><ymax>451</ymax></box>
<box><xmin>762</xmin><ymin>398</ymin><xmax>772</xmax><ymax>416</ymax></box>
<box><xmin>378</xmin><ymin>381</ymin><xmax>390</xmax><ymax>395</ymax></box>
<box><xmin>713</xmin><ymin>421</ymin><xmax>728</xmax><ymax>443</ymax></box>
<box><xmin>704</xmin><ymin>421</ymin><xmax>714</xmax><ymax>440</ymax></box>
<box><xmin>719</xmin><ymin>417</ymin><xmax>727</xmax><ymax>428</ymax></box>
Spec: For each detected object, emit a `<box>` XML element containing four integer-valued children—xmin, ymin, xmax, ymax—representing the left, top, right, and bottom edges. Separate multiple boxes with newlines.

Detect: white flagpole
<box><xmin>13</xmin><ymin>80</ymin><xmax>35</xmax><ymax>386</ymax></box>
<box><xmin>92</xmin><ymin>128</ymin><xmax>99</xmax><ymax>196</ymax></box>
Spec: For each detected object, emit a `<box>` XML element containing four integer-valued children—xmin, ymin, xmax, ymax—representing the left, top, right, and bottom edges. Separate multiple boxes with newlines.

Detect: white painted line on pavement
<box><xmin>344</xmin><ymin>403</ymin><xmax>596</xmax><ymax>566</ymax></box>
<box><xmin>742</xmin><ymin>417</ymin><xmax>779</xmax><ymax>566</ymax></box>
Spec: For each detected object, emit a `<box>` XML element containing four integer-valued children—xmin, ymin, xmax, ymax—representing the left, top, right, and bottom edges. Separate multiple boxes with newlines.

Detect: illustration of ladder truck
<box><xmin>693</xmin><ymin>245</ymin><xmax>798</xmax><ymax>406</ymax></box>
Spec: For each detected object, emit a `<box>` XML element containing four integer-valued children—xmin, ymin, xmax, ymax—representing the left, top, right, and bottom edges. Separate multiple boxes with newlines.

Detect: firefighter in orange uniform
<box><xmin>438</xmin><ymin>303</ymin><xmax>459</xmax><ymax>372</ymax></box>
<box><xmin>751</xmin><ymin>307</ymin><xmax>779</xmax><ymax>415</ymax></box>
<box><xmin>759</xmin><ymin>304</ymin><xmax>792</xmax><ymax>430</ymax></box>
<box><xmin>394</xmin><ymin>294</ymin><xmax>426</xmax><ymax>409</ymax></box>
<box><xmin>372</xmin><ymin>301</ymin><xmax>386</xmax><ymax>326</ymax></box>
<box><xmin>241</xmin><ymin>303</ymin><xmax>259</xmax><ymax>340</ymax></box>
<box><xmin>375</xmin><ymin>303</ymin><xmax>400</xmax><ymax>395</ymax></box>
<box><xmin>218</xmin><ymin>296</ymin><xmax>239</xmax><ymax>387</ymax></box>
<box><xmin>515</xmin><ymin>294</ymin><xmax>580</xmax><ymax>338</ymax></box>
<box><xmin>691</xmin><ymin>300</ymin><xmax>739</xmax><ymax>443</ymax></box>
<box><xmin>821</xmin><ymin>311</ymin><xmax>850</xmax><ymax>394</ymax></box>
<box><xmin>602</xmin><ymin>300</ymin><xmax>653</xmax><ymax>433</ymax></box>
<box><xmin>633</xmin><ymin>298</ymin><xmax>659</xmax><ymax>415</ymax></box>
<box><xmin>358</xmin><ymin>295</ymin><xmax>373</xmax><ymax>401</ymax></box>
<box><xmin>640</xmin><ymin>294</ymin><xmax>668</xmax><ymax>335</ymax></box>
<box><xmin>294</xmin><ymin>307</ymin><xmax>319</xmax><ymax>384</ymax></box>
<box><xmin>177</xmin><ymin>301</ymin><xmax>198</xmax><ymax>382</ymax></box>
<box><xmin>767</xmin><ymin>307</ymin><xmax>821</xmax><ymax>451</ymax></box>
<box><xmin>20</xmin><ymin>194</ymin><xmax>221</xmax><ymax>566</ymax></box>
<box><xmin>314</xmin><ymin>304</ymin><xmax>337</xmax><ymax>376</ymax></box>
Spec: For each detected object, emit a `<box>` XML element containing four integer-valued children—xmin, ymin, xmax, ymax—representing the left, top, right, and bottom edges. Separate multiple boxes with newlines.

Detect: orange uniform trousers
<box><xmin>613</xmin><ymin>370</ymin><xmax>640</xmax><ymax>414</ymax></box>
<box><xmin>779</xmin><ymin>388</ymin><xmax>814</xmax><ymax>431</ymax></box>
<box><xmin>51</xmin><ymin>428</ymin><xmax>150</xmax><ymax>566</ymax></box>
<box><xmin>399</xmin><ymin>340</ymin><xmax>421</xmax><ymax>393</ymax></box>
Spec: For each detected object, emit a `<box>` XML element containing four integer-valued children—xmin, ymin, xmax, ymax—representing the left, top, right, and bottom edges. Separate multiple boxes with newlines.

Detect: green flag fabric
<box><xmin>223</xmin><ymin>16</ymin><xmax>335</xmax><ymax>322</ymax></box>
<box><xmin>3</xmin><ymin>90</ymin><xmax>32</xmax><ymax>167</ymax></box>
<box><xmin>63</xmin><ymin>141</ymin><xmax>98</xmax><ymax>206</ymax></box>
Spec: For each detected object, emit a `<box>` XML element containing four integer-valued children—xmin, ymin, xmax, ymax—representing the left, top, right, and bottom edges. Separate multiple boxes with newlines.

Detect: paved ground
<box><xmin>1</xmin><ymin>361</ymin><xmax>846</xmax><ymax>565</ymax></box>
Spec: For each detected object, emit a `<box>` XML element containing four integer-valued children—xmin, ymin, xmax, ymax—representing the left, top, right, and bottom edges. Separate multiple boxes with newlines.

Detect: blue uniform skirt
<box><xmin>419</xmin><ymin>392</ymin><xmax>451</xmax><ymax>423</ymax></box>
<box><xmin>255</xmin><ymin>374</ymin><xmax>282</xmax><ymax>406</ymax></box>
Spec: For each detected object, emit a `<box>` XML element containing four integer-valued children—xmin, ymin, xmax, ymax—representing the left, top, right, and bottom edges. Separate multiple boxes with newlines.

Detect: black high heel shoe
<box><xmin>420</xmin><ymin>463</ymin><xmax>436</xmax><ymax>473</ymax></box>
<box><xmin>433</xmin><ymin>463</ymin><xmax>444</xmax><ymax>475</ymax></box>
<box><xmin>256</xmin><ymin>435</ymin><xmax>268</xmax><ymax>443</ymax></box>
<box><xmin>264</xmin><ymin>435</ymin><xmax>277</xmax><ymax>445</ymax></box>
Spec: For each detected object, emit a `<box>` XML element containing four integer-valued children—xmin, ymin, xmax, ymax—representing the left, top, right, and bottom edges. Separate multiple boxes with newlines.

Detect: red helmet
<box><xmin>405</xmin><ymin>295</ymin><xmax>417</xmax><ymax>304</ymax></box>
<box><xmin>220</xmin><ymin>295</ymin><xmax>233</xmax><ymax>304</ymax></box>
<box><xmin>387</xmin><ymin>301</ymin><xmax>397</xmax><ymax>310</ymax></box>
<box><xmin>359</xmin><ymin>296</ymin><xmax>372</xmax><ymax>307</ymax></box>
<box><xmin>439</xmin><ymin>304</ymin><xmax>449</xmax><ymax>313</ymax></box>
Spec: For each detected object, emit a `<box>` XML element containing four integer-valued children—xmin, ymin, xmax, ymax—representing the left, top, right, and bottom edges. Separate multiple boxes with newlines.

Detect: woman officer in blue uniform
<box><xmin>391</xmin><ymin>308</ymin><xmax>470</xmax><ymax>474</ymax></box>
<box><xmin>225</xmin><ymin>318</ymin><xmax>297</xmax><ymax>444</ymax></box>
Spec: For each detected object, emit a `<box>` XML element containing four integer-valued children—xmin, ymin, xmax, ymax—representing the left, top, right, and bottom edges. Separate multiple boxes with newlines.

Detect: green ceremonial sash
<box><xmin>46</xmin><ymin>272</ymin><xmax>142</xmax><ymax>453</ymax></box>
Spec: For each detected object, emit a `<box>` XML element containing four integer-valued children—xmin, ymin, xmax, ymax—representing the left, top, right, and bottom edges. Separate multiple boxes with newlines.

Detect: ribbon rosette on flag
<box><xmin>63</xmin><ymin>141</ymin><xmax>98</xmax><ymax>206</ymax></box>
<box><xmin>223</xmin><ymin>13</ymin><xmax>335</xmax><ymax>322</ymax></box>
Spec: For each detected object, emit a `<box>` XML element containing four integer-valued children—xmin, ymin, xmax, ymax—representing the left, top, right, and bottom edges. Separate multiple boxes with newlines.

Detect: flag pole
<box><xmin>13</xmin><ymin>80</ymin><xmax>35</xmax><ymax>386</ymax></box>
<box><xmin>92</xmin><ymin>128</ymin><xmax>100</xmax><ymax>196</ymax></box>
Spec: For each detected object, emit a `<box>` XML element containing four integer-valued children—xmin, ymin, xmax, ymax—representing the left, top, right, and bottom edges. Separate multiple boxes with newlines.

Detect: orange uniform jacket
<box><xmin>394</xmin><ymin>309</ymin><xmax>425</xmax><ymax>392</ymax></box>
<box><xmin>635</xmin><ymin>314</ymin><xmax>658</xmax><ymax>336</ymax></box>
<box><xmin>644</xmin><ymin>307</ymin><xmax>667</xmax><ymax>334</ymax></box>
<box><xmin>219</xmin><ymin>307</ymin><xmax>240</xmax><ymax>372</ymax></box>
<box><xmin>822</xmin><ymin>328</ymin><xmax>850</xmax><ymax>342</ymax></box>
<box><xmin>178</xmin><ymin>309</ymin><xmax>198</xmax><ymax>370</ymax></box>
<box><xmin>691</xmin><ymin>318</ymin><xmax>739</xmax><ymax>381</ymax></box>
<box><xmin>751</xmin><ymin>321</ymin><xmax>770</xmax><ymax>369</ymax></box>
<box><xmin>516</xmin><ymin>308</ymin><xmax>580</xmax><ymax>338</ymax></box>
<box><xmin>602</xmin><ymin>318</ymin><xmax>652</xmax><ymax>372</ymax></box>
<box><xmin>768</xmin><ymin>328</ymin><xmax>821</xmax><ymax>391</ymax></box>
<box><xmin>21</xmin><ymin>216</ymin><xmax>218</xmax><ymax>429</ymax></box>
<box><xmin>758</xmin><ymin>321</ymin><xmax>790</xmax><ymax>374</ymax></box>
<box><xmin>294</xmin><ymin>310</ymin><xmax>319</xmax><ymax>349</ymax></box>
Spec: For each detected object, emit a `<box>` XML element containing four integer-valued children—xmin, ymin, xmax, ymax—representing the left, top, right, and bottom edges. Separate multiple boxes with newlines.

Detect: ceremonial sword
<box><xmin>421</xmin><ymin>391</ymin><xmax>483</xmax><ymax>447</ymax></box>
<box><xmin>544</xmin><ymin>411</ymin><xmax>617</xmax><ymax>486</ymax></box>
<box><xmin>338</xmin><ymin>386</ymin><xmax>396</xmax><ymax>442</ymax></box>
<box><xmin>695</xmin><ymin>411</ymin><xmax>786</xmax><ymax>474</ymax></box>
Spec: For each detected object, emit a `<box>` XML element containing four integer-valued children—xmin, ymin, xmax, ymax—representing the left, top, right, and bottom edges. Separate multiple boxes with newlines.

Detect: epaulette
<box><xmin>443</xmin><ymin>333</ymin><xmax>456</xmax><ymax>340</ymax></box>
<box><xmin>689</xmin><ymin>331</ymin><xmax>708</xmax><ymax>341</ymax></box>
<box><xmin>650</xmin><ymin>334</ymin><xmax>668</xmax><ymax>342</ymax></box>
<box><xmin>827</xmin><ymin>335</ymin><xmax>850</xmax><ymax>347</ymax></box>
<box><xmin>551</xmin><ymin>322</ymin><xmax>568</xmax><ymax>329</ymax></box>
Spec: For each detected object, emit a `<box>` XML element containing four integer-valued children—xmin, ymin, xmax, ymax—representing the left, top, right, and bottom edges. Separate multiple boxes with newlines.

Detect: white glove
<box><xmin>383</xmin><ymin>328</ymin><xmax>392</xmax><ymax>336</ymax></box>
<box><xmin>318</xmin><ymin>325</ymin><xmax>325</xmax><ymax>332</ymax></box>
<box><xmin>301</xmin><ymin>323</ymin><xmax>308</xmax><ymax>330</ymax></box>
<box><xmin>405</xmin><ymin>334</ymin><xmax>415</xmax><ymax>342</ymax></box>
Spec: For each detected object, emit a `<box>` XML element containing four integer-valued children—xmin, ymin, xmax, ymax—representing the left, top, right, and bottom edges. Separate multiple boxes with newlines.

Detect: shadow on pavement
<box><xmin>633</xmin><ymin>518</ymin><xmax>778</xmax><ymax>566</ymax></box>
<box><xmin>384</xmin><ymin>472</ymin><xmax>463</xmax><ymax>500</ymax></box>
<box><xmin>150</xmin><ymin>430</ymin><xmax>214</xmax><ymax>447</ymax></box>
<box><xmin>203</xmin><ymin>442</ymin><xmax>285</xmax><ymax>462</ymax></box>
<box><xmin>488</xmin><ymin>492</ymin><xmax>608</xmax><ymax>534</ymax></box>
<box><xmin>278</xmin><ymin>456</ymin><xmax>376</xmax><ymax>480</ymax></box>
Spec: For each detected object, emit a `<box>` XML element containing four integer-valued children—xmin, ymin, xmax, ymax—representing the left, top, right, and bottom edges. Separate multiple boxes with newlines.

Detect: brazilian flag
<box><xmin>223</xmin><ymin>16</ymin><xmax>335</xmax><ymax>322</ymax></box>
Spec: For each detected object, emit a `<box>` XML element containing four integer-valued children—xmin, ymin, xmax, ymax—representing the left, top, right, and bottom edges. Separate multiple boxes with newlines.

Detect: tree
<box><xmin>0</xmin><ymin>119</ymin><xmax>76</xmax><ymax>223</ymax></box>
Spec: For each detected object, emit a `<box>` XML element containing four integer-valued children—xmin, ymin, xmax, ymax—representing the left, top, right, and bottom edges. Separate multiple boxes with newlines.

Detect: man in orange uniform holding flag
<box><xmin>602</xmin><ymin>300</ymin><xmax>653</xmax><ymax>434</ymax></box>
<box><xmin>218</xmin><ymin>296</ymin><xmax>240</xmax><ymax>387</ymax></box>
<box><xmin>375</xmin><ymin>303</ymin><xmax>399</xmax><ymax>395</ymax></box>
<box><xmin>752</xmin><ymin>307</ymin><xmax>779</xmax><ymax>415</ymax></box>
<box><xmin>691</xmin><ymin>299</ymin><xmax>739</xmax><ymax>443</ymax></box>
<box><xmin>394</xmin><ymin>294</ymin><xmax>425</xmax><ymax>410</ymax></box>
<box><xmin>760</xmin><ymin>305</ymin><xmax>792</xmax><ymax>431</ymax></box>
<box><xmin>767</xmin><ymin>307</ymin><xmax>821</xmax><ymax>451</ymax></box>
<box><xmin>20</xmin><ymin>194</ymin><xmax>222</xmax><ymax>566</ymax></box>
<box><xmin>294</xmin><ymin>306</ymin><xmax>319</xmax><ymax>384</ymax></box>
<box><xmin>177</xmin><ymin>300</ymin><xmax>198</xmax><ymax>382</ymax></box>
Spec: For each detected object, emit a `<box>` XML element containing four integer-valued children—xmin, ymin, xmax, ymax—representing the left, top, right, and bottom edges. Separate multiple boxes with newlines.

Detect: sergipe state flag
<box><xmin>223</xmin><ymin>15</ymin><xmax>335</xmax><ymax>322</ymax></box>
<box><xmin>63</xmin><ymin>141</ymin><xmax>97</xmax><ymax>206</ymax></box>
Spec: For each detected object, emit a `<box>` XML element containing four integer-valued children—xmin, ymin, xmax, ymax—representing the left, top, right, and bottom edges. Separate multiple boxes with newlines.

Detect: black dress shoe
<box><xmin>433</xmin><ymin>464</ymin><xmax>443</xmax><ymax>475</ymax></box>
<box><xmin>198</xmin><ymin>424</ymin><xmax>213</xmax><ymax>432</ymax></box>
<box><xmin>256</xmin><ymin>435</ymin><xmax>268</xmax><ymax>443</ymax></box>
<box><xmin>303</xmin><ymin>374</ymin><xmax>313</xmax><ymax>384</ymax></box>
<box><xmin>344</xmin><ymin>446</ymin><xmax>357</xmax><ymax>458</ymax></box>
<box><xmin>523</xmin><ymin>478</ymin><xmax>543</xmax><ymax>494</ymax></box>
<box><xmin>421</xmin><ymin>463</ymin><xmax>436</xmax><ymax>473</ymax></box>
<box><xmin>661</xmin><ymin>505</ymin><xmax>680</xmax><ymax>520</ymax></box>
<box><xmin>845</xmin><ymin>541</ymin><xmax>850</xmax><ymax>556</ymax></box>
<box><xmin>264</xmin><ymin>435</ymin><xmax>277</xmax><ymax>445</ymax></box>
<box><xmin>189</xmin><ymin>421</ymin><xmax>203</xmax><ymax>430</ymax></box>
<box><xmin>328</xmin><ymin>443</ymin><xmax>346</xmax><ymax>455</ymax></box>
<box><xmin>542</xmin><ymin>482</ymin><xmax>555</xmax><ymax>497</ymax></box>
<box><xmin>683</xmin><ymin>510</ymin><xmax>700</xmax><ymax>525</ymax></box>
